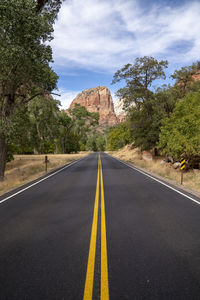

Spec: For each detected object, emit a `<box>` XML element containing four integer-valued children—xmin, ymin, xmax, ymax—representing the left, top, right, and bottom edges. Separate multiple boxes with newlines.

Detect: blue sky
<box><xmin>51</xmin><ymin>0</ymin><xmax>200</xmax><ymax>109</ymax></box>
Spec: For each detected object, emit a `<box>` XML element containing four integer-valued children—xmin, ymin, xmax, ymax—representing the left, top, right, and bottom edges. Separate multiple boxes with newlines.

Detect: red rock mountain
<box><xmin>69</xmin><ymin>86</ymin><xmax>118</xmax><ymax>127</ymax></box>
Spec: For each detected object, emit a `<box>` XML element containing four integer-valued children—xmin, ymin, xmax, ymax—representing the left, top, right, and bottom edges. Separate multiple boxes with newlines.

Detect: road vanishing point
<box><xmin>0</xmin><ymin>153</ymin><xmax>200</xmax><ymax>299</ymax></box>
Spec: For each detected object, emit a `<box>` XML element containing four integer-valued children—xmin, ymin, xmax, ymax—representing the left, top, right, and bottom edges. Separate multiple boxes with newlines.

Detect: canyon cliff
<box><xmin>68</xmin><ymin>86</ymin><xmax>118</xmax><ymax>127</ymax></box>
<box><xmin>114</xmin><ymin>98</ymin><xmax>126</xmax><ymax>123</ymax></box>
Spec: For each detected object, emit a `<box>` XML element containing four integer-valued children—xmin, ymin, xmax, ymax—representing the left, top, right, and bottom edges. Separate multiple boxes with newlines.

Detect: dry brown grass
<box><xmin>0</xmin><ymin>152</ymin><xmax>90</xmax><ymax>196</ymax></box>
<box><xmin>108</xmin><ymin>145</ymin><xmax>200</xmax><ymax>195</ymax></box>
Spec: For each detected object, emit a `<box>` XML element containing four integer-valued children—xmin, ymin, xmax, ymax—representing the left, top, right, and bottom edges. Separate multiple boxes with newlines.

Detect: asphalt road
<box><xmin>0</xmin><ymin>152</ymin><xmax>200</xmax><ymax>299</ymax></box>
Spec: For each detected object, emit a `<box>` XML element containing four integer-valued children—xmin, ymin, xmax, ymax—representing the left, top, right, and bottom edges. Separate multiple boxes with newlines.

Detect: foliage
<box><xmin>107</xmin><ymin>123</ymin><xmax>132</xmax><ymax>150</ymax></box>
<box><xmin>127</xmin><ymin>85</ymin><xmax>179</xmax><ymax>150</ymax></box>
<box><xmin>69</xmin><ymin>103</ymin><xmax>99</xmax><ymax>147</ymax></box>
<box><xmin>0</xmin><ymin>0</ymin><xmax>60</xmax><ymax>113</ymax></box>
<box><xmin>64</xmin><ymin>131</ymin><xmax>80</xmax><ymax>153</ymax></box>
<box><xmin>0</xmin><ymin>0</ymin><xmax>61</xmax><ymax>179</ymax></box>
<box><xmin>171</xmin><ymin>61</ymin><xmax>200</xmax><ymax>95</ymax></box>
<box><xmin>28</xmin><ymin>95</ymin><xmax>60</xmax><ymax>153</ymax></box>
<box><xmin>56</xmin><ymin>111</ymin><xmax>73</xmax><ymax>153</ymax></box>
<box><xmin>111</xmin><ymin>56</ymin><xmax>169</xmax><ymax>151</ymax></box>
<box><xmin>158</xmin><ymin>91</ymin><xmax>200</xmax><ymax>165</ymax></box>
<box><xmin>86</xmin><ymin>133</ymin><xmax>106</xmax><ymax>151</ymax></box>
<box><xmin>112</xmin><ymin>56</ymin><xmax>168</xmax><ymax>109</ymax></box>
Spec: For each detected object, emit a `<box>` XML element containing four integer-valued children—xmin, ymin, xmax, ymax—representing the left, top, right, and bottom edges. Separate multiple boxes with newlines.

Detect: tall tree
<box><xmin>112</xmin><ymin>56</ymin><xmax>168</xmax><ymax>110</ymax></box>
<box><xmin>28</xmin><ymin>95</ymin><xmax>60</xmax><ymax>154</ymax></box>
<box><xmin>0</xmin><ymin>0</ymin><xmax>61</xmax><ymax>180</ymax></box>
<box><xmin>57</xmin><ymin>111</ymin><xmax>74</xmax><ymax>153</ymax></box>
<box><xmin>112</xmin><ymin>57</ymin><xmax>168</xmax><ymax>151</ymax></box>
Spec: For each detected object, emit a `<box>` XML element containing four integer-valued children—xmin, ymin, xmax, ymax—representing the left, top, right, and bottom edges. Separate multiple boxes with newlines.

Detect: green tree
<box><xmin>56</xmin><ymin>111</ymin><xmax>80</xmax><ymax>153</ymax></box>
<box><xmin>28</xmin><ymin>95</ymin><xmax>60</xmax><ymax>154</ymax></box>
<box><xmin>128</xmin><ymin>85</ymin><xmax>179</xmax><ymax>151</ymax></box>
<box><xmin>86</xmin><ymin>136</ymin><xmax>98</xmax><ymax>152</ymax></box>
<box><xmin>96</xmin><ymin>134</ymin><xmax>106</xmax><ymax>151</ymax></box>
<box><xmin>112</xmin><ymin>56</ymin><xmax>168</xmax><ymax>109</ymax></box>
<box><xmin>0</xmin><ymin>0</ymin><xmax>61</xmax><ymax>180</ymax></box>
<box><xmin>107</xmin><ymin>123</ymin><xmax>132</xmax><ymax>150</ymax></box>
<box><xmin>69</xmin><ymin>104</ymin><xmax>99</xmax><ymax>147</ymax></box>
<box><xmin>8</xmin><ymin>105</ymin><xmax>33</xmax><ymax>155</ymax></box>
<box><xmin>64</xmin><ymin>131</ymin><xmax>80</xmax><ymax>153</ymax></box>
<box><xmin>158</xmin><ymin>91</ymin><xmax>200</xmax><ymax>166</ymax></box>
<box><xmin>86</xmin><ymin>133</ymin><xmax>106</xmax><ymax>151</ymax></box>
<box><xmin>111</xmin><ymin>57</ymin><xmax>169</xmax><ymax>151</ymax></box>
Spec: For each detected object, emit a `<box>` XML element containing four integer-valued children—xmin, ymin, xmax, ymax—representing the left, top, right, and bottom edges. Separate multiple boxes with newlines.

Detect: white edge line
<box><xmin>0</xmin><ymin>157</ymin><xmax>86</xmax><ymax>205</ymax></box>
<box><xmin>106</xmin><ymin>153</ymin><xmax>200</xmax><ymax>206</ymax></box>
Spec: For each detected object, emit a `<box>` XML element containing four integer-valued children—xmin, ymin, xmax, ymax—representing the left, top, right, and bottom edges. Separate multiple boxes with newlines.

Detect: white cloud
<box><xmin>51</xmin><ymin>0</ymin><xmax>200</xmax><ymax>72</ymax></box>
<box><xmin>54</xmin><ymin>89</ymin><xmax>80</xmax><ymax>109</ymax></box>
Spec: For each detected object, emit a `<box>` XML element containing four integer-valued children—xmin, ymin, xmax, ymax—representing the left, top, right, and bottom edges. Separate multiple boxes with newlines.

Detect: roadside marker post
<box><xmin>44</xmin><ymin>155</ymin><xmax>49</xmax><ymax>173</ymax></box>
<box><xmin>180</xmin><ymin>158</ymin><xmax>186</xmax><ymax>184</ymax></box>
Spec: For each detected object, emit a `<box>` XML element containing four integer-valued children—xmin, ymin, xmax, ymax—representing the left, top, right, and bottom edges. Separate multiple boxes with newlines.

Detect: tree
<box><xmin>69</xmin><ymin>104</ymin><xmax>99</xmax><ymax>147</ymax></box>
<box><xmin>112</xmin><ymin>57</ymin><xmax>168</xmax><ymax>151</ymax></box>
<box><xmin>107</xmin><ymin>123</ymin><xmax>132</xmax><ymax>150</ymax></box>
<box><xmin>127</xmin><ymin>85</ymin><xmax>180</xmax><ymax>151</ymax></box>
<box><xmin>56</xmin><ymin>111</ymin><xmax>75</xmax><ymax>153</ymax></box>
<box><xmin>28</xmin><ymin>95</ymin><xmax>60</xmax><ymax>153</ymax></box>
<box><xmin>7</xmin><ymin>105</ymin><xmax>32</xmax><ymax>155</ymax></box>
<box><xmin>96</xmin><ymin>134</ymin><xmax>106</xmax><ymax>151</ymax></box>
<box><xmin>112</xmin><ymin>56</ymin><xmax>168</xmax><ymax>109</ymax></box>
<box><xmin>0</xmin><ymin>0</ymin><xmax>61</xmax><ymax>180</ymax></box>
<box><xmin>86</xmin><ymin>133</ymin><xmax>106</xmax><ymax>151</ymax></box>
<box><xmin>158</xmin><ymin>91</ymin><xmax>200</xmax><ymax>166</ymax></box>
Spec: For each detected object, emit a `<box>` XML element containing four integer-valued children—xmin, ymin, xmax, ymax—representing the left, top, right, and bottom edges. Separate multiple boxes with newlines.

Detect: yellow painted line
<box><xmin>100</xmin><ymin>156</ymin><xmax>109</xmax><ymax>300</ymax></box>
<box><xmin>83</xmin><ymin>154</ymin><xmax>110</xmax><ymax>300</ymax></box>
<box><xmin>83</xmin><ymin>156</ymin><xmax>100</xmax><ymax>300</ymax></box>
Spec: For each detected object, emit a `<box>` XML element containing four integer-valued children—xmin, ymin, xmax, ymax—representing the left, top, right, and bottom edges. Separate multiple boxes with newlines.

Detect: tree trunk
<box><xmin>0</xmin><ymin>134</ymin><xmax>7</xmax><ymax>181</ymax></box>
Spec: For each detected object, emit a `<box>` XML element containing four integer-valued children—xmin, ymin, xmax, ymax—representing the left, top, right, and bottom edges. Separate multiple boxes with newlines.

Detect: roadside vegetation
<box><xmin>107</xmin><ymin>57</ymin><xmax>200</xmax><ymax>169</ymax></box>
<box><xmin>0</xmin><ymin>0</ymin><xmax>100</xmax><ymax>183</ymax></box>
<box><xmin>0</xmin><ymin>153</ymin><xmax>90</xmax><ymax>196</ymax></box>
<box><xmin>108</xmin><ymin>146</ymin><xmax>200</xmax><ymax>195</ymax></box>
<box><xmin>105</xmin><ymin>57</ymin><xmax>200</xmax><ymax>194</ymax></box>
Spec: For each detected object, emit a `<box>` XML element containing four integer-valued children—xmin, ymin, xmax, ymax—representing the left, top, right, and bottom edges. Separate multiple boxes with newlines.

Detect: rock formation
<box><xmin>114</xmin><ymin>98</ymin><xmax>126</xmax><ymax>123</ymax></box>
<box><xmin>68</xmin><ymin>86</ymin><xmax>118</xmax><ymax>127</ymax></box>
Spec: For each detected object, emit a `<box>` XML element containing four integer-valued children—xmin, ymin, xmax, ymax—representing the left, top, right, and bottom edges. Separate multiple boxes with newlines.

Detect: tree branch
<box><xmin>51</xmin><ymin>92</ymin><xmax>61</xmax><ymax>97</ymax></box>
<box><xmin>18</xmin><ymin>91</ymin><xmax>60</xmax><ymax>104</ymax></box>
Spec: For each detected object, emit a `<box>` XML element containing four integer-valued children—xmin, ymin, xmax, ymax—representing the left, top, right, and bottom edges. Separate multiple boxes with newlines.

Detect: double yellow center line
<box><xmin>83</xmin><ymin>154</ymin><xmax>109</xmax><ymax>300</ymax></box>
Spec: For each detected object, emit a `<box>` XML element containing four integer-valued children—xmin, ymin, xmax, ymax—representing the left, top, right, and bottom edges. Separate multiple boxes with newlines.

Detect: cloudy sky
<box><xmin>51</xmin><ymin>0</ymin><xmax>200</xmax><ymax>109</ymax></box>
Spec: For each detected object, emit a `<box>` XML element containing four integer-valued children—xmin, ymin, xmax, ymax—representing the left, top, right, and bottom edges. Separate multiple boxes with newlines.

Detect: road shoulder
<box><xmin>106</xmin><ymin>153</ymin><xmax>200</xmax><ymax>200</ymax></box>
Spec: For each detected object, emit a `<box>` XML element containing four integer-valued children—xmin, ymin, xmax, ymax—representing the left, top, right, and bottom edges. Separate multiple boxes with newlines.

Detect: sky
<box><xmin>51</xmin><ymin>0</ymin><xmax>200</xmax><ymax>109</ymax></box>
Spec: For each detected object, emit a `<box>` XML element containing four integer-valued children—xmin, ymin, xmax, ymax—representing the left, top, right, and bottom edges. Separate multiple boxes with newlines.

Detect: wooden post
<box><xmin>45</xmin><ymin>155</ymin><xmax>48</xmax><ymax>172</ymax></box>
